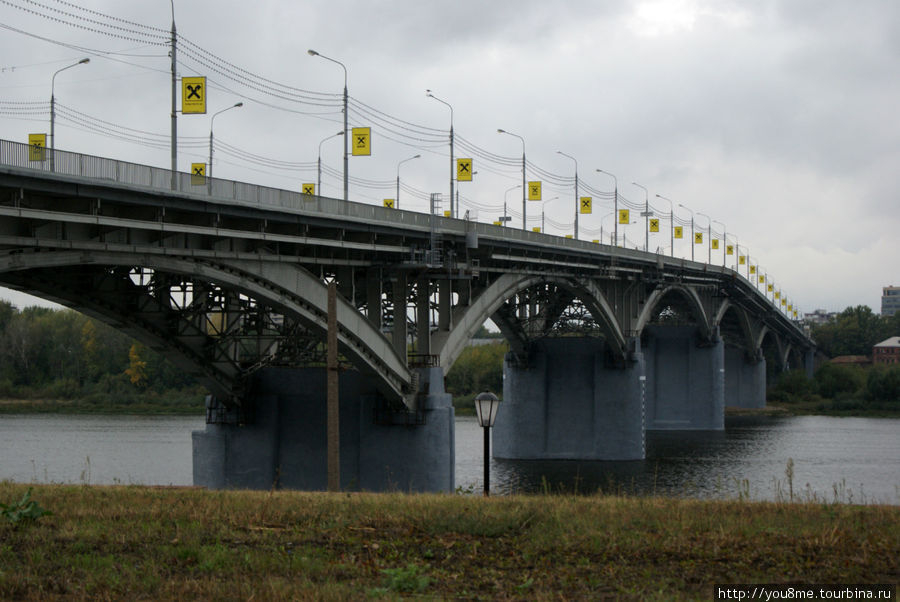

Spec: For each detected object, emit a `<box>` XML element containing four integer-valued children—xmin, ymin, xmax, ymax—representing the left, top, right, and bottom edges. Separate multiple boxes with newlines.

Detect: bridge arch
<box><xmin>0</xmin><ymin>250</ymin><xmax>412</xmax><ymax>406</ymax></box>
<box><xmin>715</xmin><ymin>300</ymin><xmax>757</xmax><ymax>357</ymax></box>
<box><xmin>437</xmin><ymin>273</ymin><xmax>627</xmax><ymax>375</ymax></box>
<box><xmin>634</xmin><ymin>283</ymin><xmax>712</xmax><ymax>339</ymax></box>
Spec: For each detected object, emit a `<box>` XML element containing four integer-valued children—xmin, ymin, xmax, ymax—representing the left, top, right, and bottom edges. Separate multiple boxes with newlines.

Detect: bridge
<box><xmin>0</xmin><ymin>139</ymin><xmax>814</xmax><ymax>492</ymax></box>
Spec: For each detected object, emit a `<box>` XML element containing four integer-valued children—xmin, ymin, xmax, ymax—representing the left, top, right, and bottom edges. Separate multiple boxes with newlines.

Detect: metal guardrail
<box><xmin>0</xmin><ymin>138</ymin><xmax>806</xmax><ymax>334</ymax></box>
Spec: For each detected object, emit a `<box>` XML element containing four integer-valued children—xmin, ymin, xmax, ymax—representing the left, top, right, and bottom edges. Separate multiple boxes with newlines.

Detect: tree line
<box><xmin>0</xmin><ymin>301</ymin><xmax>203</xmax><ymax>410</ymax></box>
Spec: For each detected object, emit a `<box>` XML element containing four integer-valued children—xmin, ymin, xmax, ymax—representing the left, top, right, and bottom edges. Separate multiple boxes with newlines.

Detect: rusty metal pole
<box><xmin>327</xmin><ymin>281</ymin><xmax>340</xmax><ymax>491</ymax></box>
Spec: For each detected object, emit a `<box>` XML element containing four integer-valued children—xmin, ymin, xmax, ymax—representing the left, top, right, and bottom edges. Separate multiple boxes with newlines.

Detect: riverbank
<box><xmin>0</xmin><ymin>484</ymin><xmax>897</xmax><ymax>600</ymax></box>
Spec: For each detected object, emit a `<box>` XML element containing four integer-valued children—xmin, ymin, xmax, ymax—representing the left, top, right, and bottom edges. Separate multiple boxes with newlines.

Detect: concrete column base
<box><xmin>724</xmin><ymin>346</ymin><xmax>766</xmax><ymax>409</ymax></box>
<box><xmin>493</xmin><ymin>338</ymin><xmax>646</xmax><ymax>461</ymax></box>
<box><xmin>644</xmin><ymin>325</ymin><xmax>725</xmax><ymax>430</ymax></box>
<box><xmin>192</xmin><ymin>366</ymin><xmax>454</xmax><ymax>492</ymax></box>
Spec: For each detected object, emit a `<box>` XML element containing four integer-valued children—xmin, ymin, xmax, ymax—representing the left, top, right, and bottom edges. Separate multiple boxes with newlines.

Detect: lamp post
<box><xmin>396</xmin><ymin>154</ymin><xmax>420</xmax><ymax>210</ymax></box>
<box><xmin>632</xmin><ymin>181</ymin><xmax>650</xmax><ymax>252</ymax></box>
<box><xmin>474</xmin><ymin>391</ymin><xmax>502</xmax><ymax>497</ymax></box>
<box><xmin>50</xmin><ymin>57</ymin><xmax>90</xmax><ymax>170</ymax></box>
<box><xmin>540</xmin><ymin>196</ymin><xmax>559</xmax><ymax>233</ymax></box>
<box><xmin>308</xmin><ymin>49</ymin><xmax>348</xmax><ymax>201</ymax></box>
<box><xmin>426</xmin><ymin>90</ymin><xmax>455</xmax><ymax>217</ymax></box>
<box><xmin>170</xmin><ymin>0</ymin><xmax>176</xmax><ymax>188</ymax></box>
<box><xmin>317</xmin><ymin>130</ymin><xmax>343</xmax><ymax>196</ymax></box>
<box><xmin>557</xmin><ymin>151</ymin><xmax>578</xmax><ymax>239</ymax></box>
<box><xmin>503</xmin><ymin>185</ymin><xmax>520</xmax><ymax>227</ymax></box>
<box><xmin>208</xmin><ymin>102</ymin><xmax>243</xmax><ymax>182</ymax></box>
<box><xmin>596</xmin><ymin>169</ymin><xmax>618</xmax><ymax>246</ymax></box>
<box><xmin>655</xmin><ymin>194</ymin><xmax>675</xmax><ymax>257</ymax></box>
<box><xmin>600</xmin><ymin>211</ymin><xmax>616</xmax><ymax>246</ymax></box>
<box><xmin>711</xmin><ymin>220</ymin><xmax>726</xmax><ymax>266</ymax></box>
<box><xmin>497</xmin><ymin>129</ymin><xmax>526</xmax><ymax>230</ymax></box>
<box><xmin>678</xmin><ymin>203</ymin><xmax>695</xmax><ymax>261</ymax></box>
<box><xmin>697</xmin><ymin>212</ymin><xmax>712</xmax><ymax>264</ymax></box>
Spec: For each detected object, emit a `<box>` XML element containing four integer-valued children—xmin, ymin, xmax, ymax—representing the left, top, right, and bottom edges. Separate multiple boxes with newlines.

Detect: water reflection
<box><xmin>457</xmin><ymin>415</ymin><xmax>900</xmax><ymax>504</ymax></box>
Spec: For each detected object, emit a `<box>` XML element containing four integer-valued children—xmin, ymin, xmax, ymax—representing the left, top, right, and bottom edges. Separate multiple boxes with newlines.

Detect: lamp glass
<box><xmin>474</xmin><ymin>391</ymin><xmax>501</xmax><ymax>427</ymax></box>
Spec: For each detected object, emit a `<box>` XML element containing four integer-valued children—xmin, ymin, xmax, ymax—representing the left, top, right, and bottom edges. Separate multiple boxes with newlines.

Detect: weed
<box><xmin>0</xmin><ymin>488</ymin><xmax>51</xmax><ymax>525</ymax></box>
<box><xmin>381</xmin><ymin>563</ymin><xmax>431</xmax><ymax>593</ymax></box>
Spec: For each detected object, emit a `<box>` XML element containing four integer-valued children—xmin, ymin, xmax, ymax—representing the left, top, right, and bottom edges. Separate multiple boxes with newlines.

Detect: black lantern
<box><xmin>474</xmin><ymin>391</ymin><xmax>501</xmax><ymax>496</ymax></box>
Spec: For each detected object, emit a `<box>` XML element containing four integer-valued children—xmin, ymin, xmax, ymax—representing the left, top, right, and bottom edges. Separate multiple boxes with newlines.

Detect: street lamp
<box><xmin>655</xmin><ymin>194</ymin><xmax>675</xmax><ymax>257</ymax></box>
<box><xmin>697</xmin><ymin>212</ymin><xmax>712</xmax><ymax>264</ymax></box>
<box><xmin>308</xmin><ymin>49</ymin><xmax>348</xmax><ymax>201</ymax></box>
<box><xmin>396</xmin><ymin>154</ymin><xmax>420</xmax><ymax>210</ymax></box>
<box><xmin>540</xmin><ymin>196</ymin><xmax>559</xmax><ymax>233</ymax></box>
<box><xmin>557</xmin><ymin>151</ymin><xmax>579</xmax><ymax>239</ymax></box>
<box><xmin>678</xmin><ymin>203</ymin><xmax>695</xmax><ymax>261</ymax></box>
<box><xmin>170</xmin><ymin>0</ymin><xmax>177</xmax><ymax>188</ymax></box>
<box><xmin>208</xmin><ymin>101</ymin><xmax>243</xmax><ymax>182</ymax></box>
<box><xmin>497</xmin><ymin>129</ymin><xmax>526</xmax><ymax>230</ymax></box>
<box><xmin>474</xmin><ymin>391</ymin><xmax>502</xmax><ymax>497</ymax></box>
<box><xmin>50</xmin><ymin>57</ymin><xmax>90</xmax><ymax>169</ymax></box>
<box><xmin>426</xmin><ymin>90</ymin><xmax>455</xmax><ymax>217</ymax></box>
<box><xmin>503</xmin><ymin>184</ymin><xmax>520</xmax><ymax>227</ymax></box>
<box><xmin>317</xmin><ymin>130</ymin><xmax>344</xmax><ymax>196</ymax></box>
<box><xmin>596</xmin><ymin>169</ymin><xmax>618</xmax><ymax>246</ymax></box>
<box><xmin>632</xmin><ymin>181</ymin><xmax>650</xmax><ymax>252</ymax></box>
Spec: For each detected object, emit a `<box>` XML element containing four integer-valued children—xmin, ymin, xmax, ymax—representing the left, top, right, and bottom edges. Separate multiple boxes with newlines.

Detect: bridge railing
<box><xmin>0</xmin><ymin>139</ymin><xmax>804</xmax><ymax>331</ymax></box>
<box><xmin>0</xmin><ymin>138</ymin><xmax>443</xmax><ymax>233</ymax></box>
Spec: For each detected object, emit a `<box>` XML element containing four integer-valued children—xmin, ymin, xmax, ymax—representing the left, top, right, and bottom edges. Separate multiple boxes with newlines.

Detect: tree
<box><xmin>124</xmin><ymin>343</ymin><xmax>148</xmax><ymax>388</ymax></box>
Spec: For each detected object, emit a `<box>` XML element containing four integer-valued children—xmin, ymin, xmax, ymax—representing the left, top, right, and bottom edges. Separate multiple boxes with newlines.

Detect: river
<box><xmin>1</xmin><ymin>413</ymin><xmax>897</xmax><ymax>503</ymax></box>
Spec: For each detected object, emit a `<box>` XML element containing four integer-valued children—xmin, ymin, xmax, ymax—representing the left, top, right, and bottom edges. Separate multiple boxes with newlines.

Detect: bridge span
<box><xmin>0</xmin><ymin>139</ymin><xmax>813</xmax><ymax>491</ymax></box>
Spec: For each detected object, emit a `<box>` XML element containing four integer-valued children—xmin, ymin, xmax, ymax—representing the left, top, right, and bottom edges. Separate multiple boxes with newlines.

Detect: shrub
<box><xmin>814</xmin><ymin>363</ymin><xmax>864</xmax><ymax>398</ymax></box>
<box><xmin>768</xmin><ymin>369</ymin><xmax>813</xmax><ymax>403</ymax></box>
<box><xmin>865</xmin><ymin>365</ymin><xmax>900</xmax><ymax>404</ymax></box>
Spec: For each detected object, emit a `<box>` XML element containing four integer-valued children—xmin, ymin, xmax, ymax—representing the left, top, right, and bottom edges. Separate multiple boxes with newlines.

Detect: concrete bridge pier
<box><xmin>644</xmin><ymin>325</ymin><xmax>725</xmax><ymax>430</ymax></box>
<box><xmin>724</xmin><ymin>347</ymin><xmax>766</xmax><ymax>409</ymax></box>
<box><xmin>493</xmin><ymin>337</ymin><xmax>646</xmax><ymax>461</ymax></box>
<box><xmin>192</xmin><ymin>366</ymin><xmax>455</xmax><ymax>492</ymax></box>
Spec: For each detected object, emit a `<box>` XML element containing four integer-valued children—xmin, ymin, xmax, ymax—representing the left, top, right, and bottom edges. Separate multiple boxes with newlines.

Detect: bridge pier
<box><xmin>643</xmin><ymin>325</ymin><xmax>725</xmax><ymax>430</ymax></box>
<box><xmin>493</xmin><ymin>338</ymin><xmax>646</xmax><ymax>461</ymax></box>
<box><xmin>192</xmin><ymin>366</ymin><xmax>454</xmax><ymax>492</ymax></box>
<box><xmin>724</xmin><ymin>347</ymin><xmax>766</xmax><ymax>409</ymax></box>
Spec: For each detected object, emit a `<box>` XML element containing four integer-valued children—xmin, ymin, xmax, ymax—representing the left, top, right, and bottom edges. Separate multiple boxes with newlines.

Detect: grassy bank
<box><xmin>0</xmin><ymin>394</ymin><xmax>205</xmax><ymax>415</ymax></box>
<box><xmin>0</xmin><ymin>484</ymin><xmax>897</xmax><ymax>600</ymax></box>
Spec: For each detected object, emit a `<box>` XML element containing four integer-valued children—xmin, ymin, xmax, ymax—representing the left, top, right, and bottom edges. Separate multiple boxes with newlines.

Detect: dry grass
<box><xmin>0</xmin><ymin>483</ymin><xmax>897</xmax><ymax>600</ymax></box>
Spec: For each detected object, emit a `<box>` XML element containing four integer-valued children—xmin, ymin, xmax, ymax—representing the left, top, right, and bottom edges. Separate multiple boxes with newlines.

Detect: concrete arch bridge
<box><xmin>0</xmin><ymin>140</ymin><xmax>813</xmax><ymax>491</ymax></box>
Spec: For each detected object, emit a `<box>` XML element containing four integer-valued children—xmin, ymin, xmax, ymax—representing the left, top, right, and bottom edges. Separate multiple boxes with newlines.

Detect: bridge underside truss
<box><xmin>0</xmin><ymin>264</ymin><xmax>354</xmax><ymax>405</ymax></box>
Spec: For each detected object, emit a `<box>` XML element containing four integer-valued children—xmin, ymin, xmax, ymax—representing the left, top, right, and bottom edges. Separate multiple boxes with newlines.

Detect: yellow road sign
<box><xmin>457</xmin><ymin>158</ymin><xmax>473</xmax><ymax>181</ymax></box>
<box><xmin>580</xmin><ymin>197</ymin><xmax>592</xmax><ymax>214</ymax></box>
<box><xmin>383</xmin><ymin>198</ymin><xmax>395</xmax><ymax>208</ymax></box>
<box><xmin>618</xmin><ymin>209</ymin><xmax>629</xmax><ymax>224</ymax></box>
<box><xmin>528</xmin><ymin>181</ymin><xmax>541</xmax><ymax>201</ymax></box>
<box><xmin>739</xmin><ymin>255</ymin><xmax>746</xmax><ymax>265</ymax></box>
<box><xmin>649</xmin><ymin>218</ymin><xmax>659</xmax><ymax>232</ymax></box>
<box><xmin>711</xmin><ymin>239</ymin><xmax>719</xmax><ymax>250</ymax></box>
<box><xmin>182</xmin><ymin>76</ymin><xmax>206</xmax><ymax>114</ymax></box>
<box><xmin>768</xmin><ymin>284</ymin><xmax>774</xmax><ymax>292</ymax></box>
<box><xmin>352</xmin><ymin>127</ymin><xmax>371</xmax><ymax>156</ymax></box>
<box><xmin>532</xmin><ymin>227</ymin><xmax>541</xmax><ymax>233</ymax></box>
<box><xmin>190</xmin><ymin>163</ymin><xmax>206</xmax><ymax>186</ymax></box>
<box><xmin>302</xmin><ymin>183</ymin><xmax>315</xmax><ymax>195</ymax></box>
<box><xmin>674</xmin><ymin>226</ymin><xmax>683</xmax><ymax>239</ymax></box>
<box><xmin>726</xmin><ymin>244</ymin><xmax>734</xmax><ymax>256</ymax></box>
<box><xmin>694</xmin><ymin>232</ymin><xmax>703</xmax><ymax>244</ymax></box>
<box><xmin>28</xmin><ymin>133</ymin><xmax>46</xmax><ymax>161</ymax></box>
<box><xmin>750</xmin><ymin>265</ymin><xmax>756</xmax><ymax>274</ymax></box>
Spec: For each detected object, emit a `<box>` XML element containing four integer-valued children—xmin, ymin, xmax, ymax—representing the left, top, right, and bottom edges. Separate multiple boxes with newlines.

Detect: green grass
<box><xmin>0</xmin><ymin>484</ymin><xmax>897</xmax><ymax>600</ymax></box>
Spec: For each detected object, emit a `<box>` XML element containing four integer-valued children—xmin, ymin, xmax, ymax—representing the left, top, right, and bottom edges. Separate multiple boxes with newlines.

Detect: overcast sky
<box><xmin>0</xmin><ymin>0</ymin><xmax>897</xmax><ymax>315</ymax></box>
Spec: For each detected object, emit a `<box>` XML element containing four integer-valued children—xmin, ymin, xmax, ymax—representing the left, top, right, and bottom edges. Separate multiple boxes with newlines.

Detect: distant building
<box><xmin>873</xmin><ymin>336</ymin><xmax>900</xmax><ymax>365</ymax></box>
<box><xmin>830</xmin><ymin>355</ymin><xmax>871</xmax><ymax>367</ymax></box>
<box><xmin>883</xmin><ymin>286</ymin><xmax>900</xmax><ymax>317</ymax></box>
<box><xmin>803</xmin><ymin>308</ymin><xmax>836</xmax><ymax>325</ymax></box>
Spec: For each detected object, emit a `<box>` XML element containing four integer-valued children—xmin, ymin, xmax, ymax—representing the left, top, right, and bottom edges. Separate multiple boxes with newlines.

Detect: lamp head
<box><xmin>79</xmin><ymin>58</ymin><xmax>90</xmax><ymax>65</ymax></box>
<box><xmin>235</xmin><ymin>102</ymin><xmax>244</xmax><ymax>108</ymax></box>
<box><xmin>497</xmin><ymin>128</ymin><xmax>505</xmax><ymax>134</ymax></box>
<box><xmin>307</xmin><ymin>49</ymin><xmax>319</xmax><ymax>56</ymax></box>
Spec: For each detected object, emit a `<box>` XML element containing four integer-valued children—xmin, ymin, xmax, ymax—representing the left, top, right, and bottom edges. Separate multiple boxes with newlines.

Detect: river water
<box><xmin>1</xmin><ymin>414</ymin><xmax>898</xmax><ymax>504</ymax></box>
